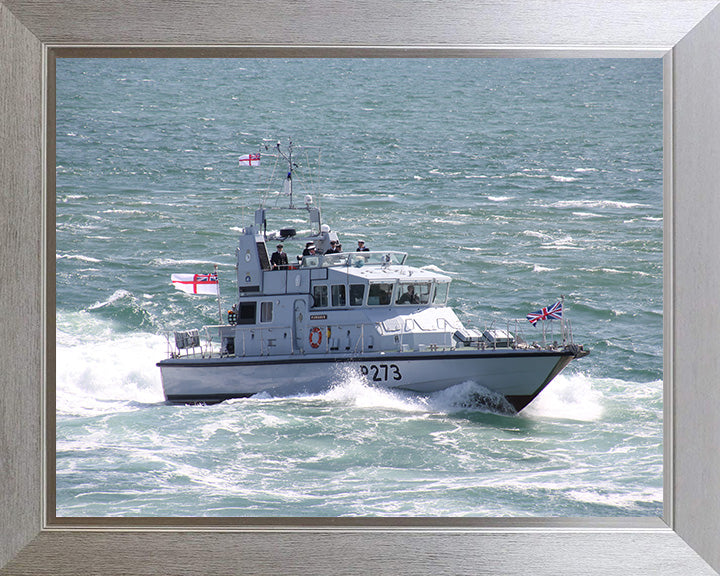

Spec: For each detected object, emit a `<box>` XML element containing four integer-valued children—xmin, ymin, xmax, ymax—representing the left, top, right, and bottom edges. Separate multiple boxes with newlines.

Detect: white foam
<box><xmin>56</xmin><ymin>331</ymin><xmax>167</xmax><ymax>417</ymax></box>
<box><xmin>429</xmin><ymin>169</ymin><xmax>461</xmax><ymax>177</ymax></box>
<box><xmin>299</xmin><ymin>369</ymin><xmax>516</xmax><ymax>416</ymax></box>
<box><xmin>522</xmin><ymin>230</ymin><xmax>553</xmax><ymax>241</ymax></box>
<box><xmin>57</xmin><ymin>253</ymin><xmax>101</xmax><ymax>263</ymax></box>
<box><xmin>419</xmin><ymin>264</ymin><xmax>454</xmax><ymax>275</ymax></box>
<box><xmin>522</xmin><ymin>372</ymin><xmax>604</xmax><ymax>421</ymax></box>
<box><xmin>550</xmin><ymin>199</ymin><xmax>648</xmax><ymax>210</ymax></box>
<box><xmin>539</xmin><ymin>244</ymin><xmax>583</xmax><ymax>251</ymax></box>
<box><xmin>567</xmin><ymin>486</ymin><xmax>662</xmax><ymax>510</ymax></box>
<box><xmin>321</xmin><ymin>377</ymin><xmax>428</xmax><ymax>413</ymax></box>
<box><xmin>532</xmin><ymin>264</ymin><xmax>557</xmax><ymax>273</ymax></box>
<box><xmin>523</xmin><ymin>231</ymin><xmax>576</xmax><ymax>248</ymax></box>
<box><xmin>431</xmin><ymin>218</ymin><xmax>465</xmax><ymax>226</ymax></box>
<box><xmin>151</xmin><ymin>258</ymin><xmax>222</xmax><ymax>266</ymax></box>
<box><xmin>508</xmin><ymin>171</ymin><xmax>546</xmax><ymax>179</ymax></box>
<box><xmin>87</xmin><ymin>289</ymin><xmax>134</xmax><ymax>310</ymax></box>
<box><xmin>550</xmin><ymin>234</ymin><xmax>575</xmax><ymax>246</ymax></box>
<box><xmin>102</xmin><ymin>209</ymin><xmax>144</xmax><ymax>215</ymax></box>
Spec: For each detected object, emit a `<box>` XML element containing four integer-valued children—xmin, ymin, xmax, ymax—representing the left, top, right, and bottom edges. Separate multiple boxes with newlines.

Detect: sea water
<box><xmin>56</xmin><ymin>58</ymin><xmax>663</xmax><ymax>517</ymax></box>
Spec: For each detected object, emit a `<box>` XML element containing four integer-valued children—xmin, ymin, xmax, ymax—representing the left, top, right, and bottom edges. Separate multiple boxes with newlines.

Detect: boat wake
<box><xmin>304</xmin><ymin>368</ymin><xmax>604</xmax><ymax>420</ymax></box>
<box><xmin>285</xmin><ymin>366</ymin><xmax>520</xmax><ymax>417</ymax></box>
<box><xmin>56</xmin><ymin>329</ymin><xmax>167</xmax><ymax>417</ymax></box>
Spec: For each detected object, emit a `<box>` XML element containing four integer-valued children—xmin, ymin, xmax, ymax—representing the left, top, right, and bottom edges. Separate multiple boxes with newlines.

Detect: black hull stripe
<box><xmin>157</xmin><ymin>350</ymin><xmax>574</xmax><ymax>368</ymax></box>
<box><xmin>166</xmin><ymin>394</ymin><xmax>254</xmax><ymax>404</ymax></box>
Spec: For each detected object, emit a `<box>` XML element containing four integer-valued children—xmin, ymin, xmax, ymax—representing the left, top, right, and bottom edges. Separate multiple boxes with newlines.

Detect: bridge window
<box><xmin>396</xmin><ymin>282</ymin><xmax>431</xmax><ymax>305</ymax></box>
<box><xmin>312</xmin><ymin>285</ymin><xmax>328</xmax><ymax>308</ymax></box>
<box><xmin>349</xmin><ymin>284</ymin><xmax>365</xmax><ymax>306</ymax></box>
<box><xmin>331</xmin><ymin>284</ymin><xmax>346</xmax><ymax>307</ymax></box>
<box><xmin>433</xmin><ymin>282</ymin><xmax>449</xmax><ymax>305</ymax></box>
<box><xmin>368</xmin><ymin>282</ymin><xmax>393</xmax><ymax>306</ymax></box>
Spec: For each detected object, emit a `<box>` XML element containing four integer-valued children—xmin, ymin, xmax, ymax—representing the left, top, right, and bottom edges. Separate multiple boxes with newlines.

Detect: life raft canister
<box><xmin>309</xmin><ymin>327</ymin><xmax>322</xmax><ymax>348</ymax></box>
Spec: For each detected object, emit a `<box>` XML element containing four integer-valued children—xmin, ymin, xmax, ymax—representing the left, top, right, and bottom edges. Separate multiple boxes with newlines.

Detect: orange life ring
<box><xmin>309</xmin><ymin>327</ymin><xmax>322</xmax><ymax>348</ymax></box>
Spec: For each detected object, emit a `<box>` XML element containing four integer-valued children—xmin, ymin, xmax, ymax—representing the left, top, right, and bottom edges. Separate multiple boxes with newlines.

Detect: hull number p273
<box><xmin>360</xmin><ymin>363</ymin><xmax>402</xmax><ymax>382</ymax></box>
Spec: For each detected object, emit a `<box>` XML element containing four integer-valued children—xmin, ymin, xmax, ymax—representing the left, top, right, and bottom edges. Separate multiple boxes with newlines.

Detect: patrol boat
<box><xmin>157</xmin><ymin>144</ymin><xmax>588</xmax><ymax>412</ymax></box>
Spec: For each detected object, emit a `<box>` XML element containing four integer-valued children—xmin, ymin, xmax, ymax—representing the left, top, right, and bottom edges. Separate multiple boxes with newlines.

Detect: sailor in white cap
<box><xmin>356</xmin><ymin>240</ymin><xmax>369</xmax><ymax>252</ymax></box>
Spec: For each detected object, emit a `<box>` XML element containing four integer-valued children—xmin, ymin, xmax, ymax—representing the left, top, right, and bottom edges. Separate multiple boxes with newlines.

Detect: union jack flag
<box><xmin>527</xmin><ymin>300</ymin><xmax>563</xmax><ymax>326</ymax></box>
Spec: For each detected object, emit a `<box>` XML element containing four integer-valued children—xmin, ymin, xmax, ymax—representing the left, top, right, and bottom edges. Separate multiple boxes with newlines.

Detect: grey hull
<box><xmin>158</xmin><ymin>349</ymin><xmax>575</xmax><ymax>412</ymax></box>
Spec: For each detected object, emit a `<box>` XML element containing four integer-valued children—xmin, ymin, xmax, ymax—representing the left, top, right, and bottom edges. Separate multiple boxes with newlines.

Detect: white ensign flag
<box><xmin>171</xmin><ymin>273</ymin><xmax>219</xmax><ymax>295</ymax></box>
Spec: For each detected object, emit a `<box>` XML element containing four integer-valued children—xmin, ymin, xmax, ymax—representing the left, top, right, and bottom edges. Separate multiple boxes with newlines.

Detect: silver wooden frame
<box><xmin>2</xmin><ymin>1</ymin><xmax>720</xmax><ymax>574</ymax></box>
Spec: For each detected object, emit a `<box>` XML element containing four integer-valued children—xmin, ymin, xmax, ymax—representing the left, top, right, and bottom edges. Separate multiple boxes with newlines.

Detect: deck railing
<box><xmin>300</xmin><ymin>251</ymin><xmax>408</xmax><ymax>269</ymax></box>
<box><xmin>168</xmin><ymin>313</ymin><xmax>577</xmax><ymax>359</ymax></box>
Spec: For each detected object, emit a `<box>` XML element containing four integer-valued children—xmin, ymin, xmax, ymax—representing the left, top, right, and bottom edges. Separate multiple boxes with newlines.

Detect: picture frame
<box><xmin>2</xmin><ymin>1</ymin><xmax>720</xmax><ymax>573</ymax></box>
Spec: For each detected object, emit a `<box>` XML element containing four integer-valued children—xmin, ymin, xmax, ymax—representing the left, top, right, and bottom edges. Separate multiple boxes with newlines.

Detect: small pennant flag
<box><xmin>527</xmin><ymin>300</ymin><xmax>563</xmax><ymax>326</ymax></box>
<box><xmin>238</xmin><ymin>153</ymin><xmax>261</xmax><ymax>167</ymax></box>
<box><xmin>171</xmin><ymin>273</ymin><xmax>219</xmax><ymax>295</ymax></box>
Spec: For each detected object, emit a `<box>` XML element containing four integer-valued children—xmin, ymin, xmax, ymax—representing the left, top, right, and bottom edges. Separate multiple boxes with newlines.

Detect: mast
<box><xmin>214</xmin><ymin>264</ymin><xmax>223</xmax><ymax>325</ymax></box>
<box><xmin>277</xmin><ymin>140</ymin><xmax>295</xmax><ymax>208</ymax></box>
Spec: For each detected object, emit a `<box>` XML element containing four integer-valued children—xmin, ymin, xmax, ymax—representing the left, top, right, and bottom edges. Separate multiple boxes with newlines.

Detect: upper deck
<box><xmin>236</xmin><ymin>199</ymin><xmax>453</xmax><ymax>298</ymax></box>
<box><xmin>299</xmin><ymin>250</ymin><xmax>407</xmax><ymax>269</ymax></box>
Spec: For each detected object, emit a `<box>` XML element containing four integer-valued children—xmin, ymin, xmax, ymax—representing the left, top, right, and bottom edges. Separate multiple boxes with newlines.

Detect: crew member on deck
<box><xmin>398</xmin><ymin>284</ymin><xmax>420</xmax><ymax>304</ymax></box>
<box><xmin>271</xmin><ymin>244</ymin><xmax>289</xmax><ymax>269</ymax></box>
<box><xmin>356</xmin><ymin>240</ymin><xmax>369</xmax><ymax>252</ymax></box>
<box><xmin>302</xmin><ymin>242</ymin><xmax>317</xmax><ymax>256</ymax></box>
<box><xmin>325</xmin><ymin>241</ymin><xmax>341</xmax><ymax>254</ymax></box>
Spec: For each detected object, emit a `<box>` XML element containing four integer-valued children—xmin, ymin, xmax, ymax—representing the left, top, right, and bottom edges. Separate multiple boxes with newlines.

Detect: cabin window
<box><xmin>237</xmin><ymin>301</ymin><xmax>257</xmax><ymax>324</ymax></box>
<box><xmin>395</xmin><ymin>282</ymin><xmax>431</xmax><ymax>305</ymax></box>
<box><xmin>433</xmin><ymin>282</ymin><xmax>449</xmax><ymax>305</ymax></box>
<box><xmin>349</xmin><ymin>284</ymin><xmax>365</xmax><ymax>306</ymax></box>
<box><xmin>368</xmin><ymin>282</ymin><xmax>393</xmax><ymax>306</ymax></box>
<box><xmin>331</xmin><ymin>284</ymin><xmax>346</xmax><ymax>307</ymax></box>
<box><xmin>260</xmin><ymin>301</ymin><xmax>273</xmax><ymax>323</ymax></box>
<box><xmin>312</xmin><ymin>285</ymin><xmax>328</xmax><ymax>308</ymax></box>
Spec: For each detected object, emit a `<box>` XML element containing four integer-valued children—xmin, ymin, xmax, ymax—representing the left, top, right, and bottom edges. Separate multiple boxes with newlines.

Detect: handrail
<box><xmin>170</xmin><ymin>312</ymin><xmax>577</xmax><ymax>360</ymax></box>
<box><xmin>300</xmin><ymin>250</ymin><xmax>408</xmax><ymax>269</ymax></box>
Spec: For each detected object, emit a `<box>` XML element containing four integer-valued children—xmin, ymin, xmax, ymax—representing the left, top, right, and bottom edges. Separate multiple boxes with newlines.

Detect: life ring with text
<box><xmin>309</xmin><ymin>327</ymin><xmax>322</xmax><ymax>348</ymax></box>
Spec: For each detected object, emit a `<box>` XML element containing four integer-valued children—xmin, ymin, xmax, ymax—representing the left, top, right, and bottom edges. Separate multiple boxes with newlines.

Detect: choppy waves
<box><xmin>55</xmin><ymin>57</ymin><xmax>663</xmax><ymax>517</ymax></box>
<box><xmin>56</xmin><ymin>345</ymin><xmax>660</xmax><ymax>516</ymax></box>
